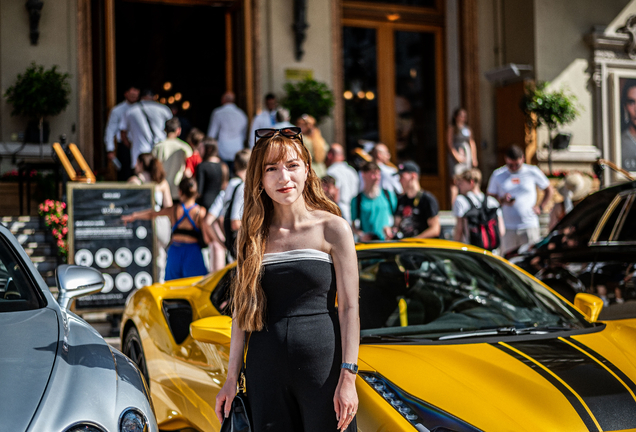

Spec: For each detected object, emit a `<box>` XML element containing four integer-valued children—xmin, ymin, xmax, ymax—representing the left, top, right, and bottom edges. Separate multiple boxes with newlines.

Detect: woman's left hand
<box><xmin>334</xmin><ymin>371</ymin><xmax>358</xmax><ymax>431</ymax></box>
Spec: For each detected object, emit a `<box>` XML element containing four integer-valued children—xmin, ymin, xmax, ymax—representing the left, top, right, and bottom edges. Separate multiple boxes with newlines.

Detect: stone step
<box><xmin>1</xmin><ymin>216</ymin><xmax>62</xmax><ymax>288</ymax></box>
<box><xmin>41</xmin><ymin>269</ymin><xmax>57</xmax><ymax>289</ymax></box>
<box><xmin>15</xmin><ymin>232</ymin><xmax>50</xmax><ymax>245</ymax></box>
<box><xmin>22</xmin><ymin>243</ymin><xmax>54</xmax><ymax>257</ymax></box>
<box><xmin>31</xmin><ymin>257</ymin><xmax>59</xmax><ymax>273</ymax></box>
<box><xmin>1</xmin><ymin>216</ymin><xmax>46</xmax><ymax>231</ymax></box>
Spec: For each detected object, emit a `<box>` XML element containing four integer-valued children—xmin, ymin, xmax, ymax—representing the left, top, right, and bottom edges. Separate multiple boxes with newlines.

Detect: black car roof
<box><xmin>554</xmin><ymin>179</ymin><xmax>636</xmax><ymax>234</ymax></box>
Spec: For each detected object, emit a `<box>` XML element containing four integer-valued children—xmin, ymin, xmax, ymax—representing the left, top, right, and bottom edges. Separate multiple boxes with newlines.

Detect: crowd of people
<box><xmin>108</xmin><ymin>85</ymin><xmax>590</xmax><ymax>282</ymax></box>
<box><xmin>106</xmin><ymin>87</ymin><xmax>334</xmax><ymax>282</ymax></box>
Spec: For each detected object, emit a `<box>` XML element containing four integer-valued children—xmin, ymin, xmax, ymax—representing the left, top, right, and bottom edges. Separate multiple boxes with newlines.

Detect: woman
<box><xmin>184</xmin><ymin>128</ymin><xmax>206</xmax><ymax>178</ymax></box>
<box><xmin>196</xmin><ymin>139</ymin><xmax>228</xmax><ymax>210</ymax></box>
<box><xmin>196</xmin><ymin>138</ymin><xmax>229</xmax><ymax>272</ymax></box>
<box><xmin>296</xmin><ymin>114</ymin><xmax>328</xmax><ymax>177</ymax></box>
<box><xmin>128</xmin><ymin>153</ymin><xmax>173</xmax><ymax>281</ymax></box>
<box><xmin>215</xmin><ymin>128</ymin><xmax>359</xmax><ymax>432</ymax></box>
<box><xmin>447</xmin><ymin>108</ymin><xmax>478</xmax><ymax>203</ymax></box>
<box><xmin>128</xmin><ymin>153</ymin><xmax>173</xmax><ymax>209</ymax></box>
<box><xmin>122</xmin><ymin>177</ymin><xmax>212</xmax><ymax>281</ymax></box>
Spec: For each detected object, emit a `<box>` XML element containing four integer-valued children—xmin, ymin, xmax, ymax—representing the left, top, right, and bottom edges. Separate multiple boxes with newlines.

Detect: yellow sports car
<box><xmin>121</xmin><ymin>240</ymin><xmax>636</xmax><ymax>432</ymax></box>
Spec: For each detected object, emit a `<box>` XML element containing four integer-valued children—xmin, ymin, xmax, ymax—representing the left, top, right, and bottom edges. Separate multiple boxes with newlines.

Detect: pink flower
<box><xmin>43</xmin><ymin>205</ymin><xmax>49</xmax><ymax>212</ymax></box>
<box><xmin>52</xmin><ymin>228</ymin><xmax>58</xmax><ymax>235</ymax></box>
<box><xmin>62</xmin><ymin>227</ymin><xmax>68</xmax><ymax>235</ymax></box>
<box><xmin>57</xmin><ymin>239</ymin><xmax>64</xmax><ymax>247</ymax></box>
<box><xmin>62</xmin><ymin>214</ymin><xmax>68</xmax><ymax>222</ymax></box>
<box><xmin>61</xmin><ymin>202</ymin><xmax>66</xmax><ymax>209</ymax></box>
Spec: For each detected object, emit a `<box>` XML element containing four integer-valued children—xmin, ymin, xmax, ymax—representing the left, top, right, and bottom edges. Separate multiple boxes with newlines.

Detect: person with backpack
<box><xmin>217</xmin><ymin>149</ymin><xmax>251</xmax><ymax>260</ymax></box>
<box><xmin>351</xmin><ymin>162</ymin><xmax>397</xmax><ymax>241</ymax></box>
<box><xmin>453</xmin><ymin>168</ymin><xmax>505</xmax><ymax>252</ymax></box>
<box><xmin>392</xmin><ymin>161</ymin><xmax>440</xmax><ymax>239</ymax></box>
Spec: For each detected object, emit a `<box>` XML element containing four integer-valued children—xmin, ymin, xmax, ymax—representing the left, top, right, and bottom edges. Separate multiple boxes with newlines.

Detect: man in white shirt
<box><xmin>120</xmin><ymin>89</ymin><xmax>173</xmax><ymax>169</ymax></box>
<box><xmin>248</xmin><ymin>93</ymin><xmax>277</xmax><ymax>148</ymax></box>
<box><xmin>487</xmin><ymin>145</ymin><xmax>553</xmax><ymax>255</ymax></box>
<box><xmin>358</xmin><ymin>143</ymin><xmax>403</xmax><ymax>195</ymax></box>
<box><xmin>207</xmin><ymin>92</ymin><xmax>248</xmax><ymax>171</ymax></box>
<box><xmin>326</xmin><ymin>143</ymin><xmax>359</xmax><ymax>223</ymax></box>
<box><xmin>104</xmin><ymin>84</ymin><xmax>139</xmax><ymax>180</ymax></box>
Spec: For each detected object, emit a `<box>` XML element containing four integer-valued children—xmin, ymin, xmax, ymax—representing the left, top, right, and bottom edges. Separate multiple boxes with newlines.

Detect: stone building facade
<box><xmin>1</xmin><ymin>0</ymin><xmax>634</xmax><ymax>209</ymax></box>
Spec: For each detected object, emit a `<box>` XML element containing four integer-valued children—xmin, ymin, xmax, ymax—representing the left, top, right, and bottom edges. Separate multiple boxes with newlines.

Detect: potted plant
<box><xmin>4</xmin><ymin>63</ymin><xmax>71</xmax><ymax>145</ymax></box>
<box><xmin>282</xmin><ymin>78</ymin><xmax>335</xmax><ymax>124</ymax></box>
<box><xmin>520</xmin><ymin>81</ymin><xmax>579</xmax><ymax>174</ymax></box>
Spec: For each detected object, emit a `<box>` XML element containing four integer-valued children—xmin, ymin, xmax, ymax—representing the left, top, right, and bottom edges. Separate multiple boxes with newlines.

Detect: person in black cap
<box><xmin>392</xmin><ymin>161</ymin><xmax>440</xmax><ymax>239</ymax></box>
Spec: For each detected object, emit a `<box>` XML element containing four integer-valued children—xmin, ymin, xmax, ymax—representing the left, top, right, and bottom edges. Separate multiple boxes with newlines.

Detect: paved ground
<box><xmin>598</xmin><ymin>300</ymin><xmax>636</xmax><ymax>321</ymax></box>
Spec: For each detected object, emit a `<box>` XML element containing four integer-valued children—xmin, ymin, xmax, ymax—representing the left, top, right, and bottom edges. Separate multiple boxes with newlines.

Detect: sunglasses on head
<box><xmin>255</xmin><ymin>127</ymin><xmax>303</xmax><ymax>142</ymax></box>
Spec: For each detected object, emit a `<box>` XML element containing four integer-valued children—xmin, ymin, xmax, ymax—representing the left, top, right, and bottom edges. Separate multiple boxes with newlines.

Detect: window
<box><xmin>616</xmin><ymin>195</ymin><xmax>636</xmax><ymax>242</ymax></box>
<box><xmin>0</xmin><ymin>237</ymin><xmax>45</xmax><ymax>312</ymax></box>
<box><xmin>210</xmin><ymin>268</ymin><xmax>235</xmax><ymax>316</ymax></box>
<box><xmin>357</xmin><ymin>248</ymin><xmax>591</xmax><ymax>340</ymax></box>
<box><xmin>595</xmin><ymin>196</ymin><xmax>626</xmax><ymax>243</ymax></box>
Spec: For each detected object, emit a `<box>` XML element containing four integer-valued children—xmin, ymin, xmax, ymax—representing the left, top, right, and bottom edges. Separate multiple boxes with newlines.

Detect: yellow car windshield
<box><xmin>357</xmin><ymin>248</ymin><xmax>594</xmax><ymax>342</ymax></box>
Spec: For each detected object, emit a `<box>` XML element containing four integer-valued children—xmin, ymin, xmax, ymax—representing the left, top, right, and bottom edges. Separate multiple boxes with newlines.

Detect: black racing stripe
<box><xmin>507</xmin><ymin>339</ymin><xmax>636</xmax><ymax>431</ymax></box>
<box><xmin>492</xmin><ymin>343</ymin><xmax>599</xmax><ymax>431</ymax></box>
<box><xmin>566</xmin><ymin>337</ymin><xmax>636</xmax><ymax>397</ymax></box>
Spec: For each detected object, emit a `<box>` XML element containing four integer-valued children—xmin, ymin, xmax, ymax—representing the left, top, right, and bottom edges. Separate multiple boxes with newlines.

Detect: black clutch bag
<box><xmin>220</xmin><ymin>387</ymin><xmax>252</xmax><ymax>432</ymax></box>
<box><xmin>221</xmin><ymin>335</ymin><xmax>252</xmax><ymax>432</ymax></box>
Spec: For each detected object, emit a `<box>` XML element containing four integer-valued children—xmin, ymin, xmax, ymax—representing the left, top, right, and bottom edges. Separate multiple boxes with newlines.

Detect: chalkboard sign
<box><xmin>68</xmin><ymin>183</ymin><xmax>156</xmax><ymax>311</ymax></box>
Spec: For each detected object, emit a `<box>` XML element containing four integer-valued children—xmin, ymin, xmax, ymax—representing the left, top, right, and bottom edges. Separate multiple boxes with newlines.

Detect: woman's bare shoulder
<box><xmin>319</xmin><ymin>212</ymin><xmax>353</xmax><ymax>245</ymax></box>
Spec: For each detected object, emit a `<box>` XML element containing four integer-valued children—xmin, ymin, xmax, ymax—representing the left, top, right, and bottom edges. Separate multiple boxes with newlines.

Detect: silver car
<box><xmin>0</xmin><ymin>224</ymin><xmax>157</xmax><ymax>432</ymax></box>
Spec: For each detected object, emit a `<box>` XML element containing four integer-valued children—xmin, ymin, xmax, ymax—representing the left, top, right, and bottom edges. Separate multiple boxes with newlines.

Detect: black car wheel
<box><xmin>123</xmin><ymin>326</ymin><xmax>150</xmax><ymax>387</ymax></box>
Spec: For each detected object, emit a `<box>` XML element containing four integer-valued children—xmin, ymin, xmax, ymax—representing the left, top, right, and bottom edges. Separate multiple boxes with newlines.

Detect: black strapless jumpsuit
<box><xmin>245</xmin><ymin>249</ymin><xmax>357</xmax><ymax>432</ymax></box>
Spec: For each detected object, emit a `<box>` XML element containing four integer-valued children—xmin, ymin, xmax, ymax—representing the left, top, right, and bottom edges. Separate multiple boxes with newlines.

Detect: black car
<box><xmin>508</xmin><ymin>180</ymin><xmax>636</xmax><ymax>305</ymax></box>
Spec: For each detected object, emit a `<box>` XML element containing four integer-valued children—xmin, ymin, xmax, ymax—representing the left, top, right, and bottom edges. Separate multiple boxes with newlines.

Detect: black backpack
<box><xmin>462</xmin><ymin>194</ymin><xmax>501</xmax><ymax>251</ymax></box>
<box><xmin>223</xmin><ymin>180</ymin><xmax>243</xmax><ymax>259</ymax></box>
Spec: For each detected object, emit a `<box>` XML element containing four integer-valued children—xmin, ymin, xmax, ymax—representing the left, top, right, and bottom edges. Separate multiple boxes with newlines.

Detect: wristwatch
<box><xmin>341</xmin><ymin>362</ymin><xmax>359</xmax><ymax>374</ymax></box>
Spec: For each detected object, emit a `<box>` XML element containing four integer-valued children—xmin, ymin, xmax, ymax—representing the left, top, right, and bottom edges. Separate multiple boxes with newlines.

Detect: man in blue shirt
<box><xmin>351</xmin><ymin>162</ymin><xmax>397</xmax><ymax>241</ymax></box>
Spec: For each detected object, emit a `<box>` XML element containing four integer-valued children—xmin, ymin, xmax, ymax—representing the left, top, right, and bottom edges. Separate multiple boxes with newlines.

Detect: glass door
<box><xmin>342</xmin><ymin>21</ymin><xmax>446</xmax><ymax>207</ymax></box>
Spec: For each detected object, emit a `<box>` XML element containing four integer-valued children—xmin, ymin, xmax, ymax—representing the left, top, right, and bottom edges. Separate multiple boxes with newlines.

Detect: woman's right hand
<box><xmin>121</xmin><ymin>213</ymin><xmax>135</xmax><ymax>224</ymax></box>
<box><xmin>215</xmin><ymin>379</ymin><xmax>238</xmax><ymax>424</ymax></box>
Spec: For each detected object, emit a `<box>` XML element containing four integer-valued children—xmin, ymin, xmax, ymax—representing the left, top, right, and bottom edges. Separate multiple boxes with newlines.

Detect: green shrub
<box><xmin>282</xmin><ymin>78</ymin><xmax>334</xmax><ymax>124</ymax></box>
<box><xmin>4</xmin><ymin>63</ymin><xmax>71</xmax><ymax>120</ymax></box>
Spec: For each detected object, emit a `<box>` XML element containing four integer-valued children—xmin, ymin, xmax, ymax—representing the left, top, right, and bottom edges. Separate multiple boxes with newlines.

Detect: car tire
<box><xmin>123</xmin><ymin>326</ymin><xmax>150</xmax><ymax>387</ymax></box>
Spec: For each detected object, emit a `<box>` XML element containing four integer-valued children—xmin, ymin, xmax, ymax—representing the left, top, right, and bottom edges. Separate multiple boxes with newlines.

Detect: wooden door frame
<box><xmin>340</xmin><ymin>18</ymin><xmax>447</xmax><ymax>208</ymax></box>
<box><xmin>78</xmin><ymin>0</ymin><xmax>94</xmax><ymax>167</ymax></box>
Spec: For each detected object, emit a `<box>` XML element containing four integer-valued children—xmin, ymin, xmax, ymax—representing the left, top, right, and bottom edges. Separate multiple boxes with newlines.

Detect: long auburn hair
<box><xmin>231</xmin><ymin>134</ymin><xmax>341</xmax><ymax>332</ymax></box>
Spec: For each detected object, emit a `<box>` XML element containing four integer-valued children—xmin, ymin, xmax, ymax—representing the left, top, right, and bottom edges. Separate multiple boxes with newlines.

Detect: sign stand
<box><xmin>68</xmin><ymin>182</ymin><xmax>157</xmax><ymax>313</ymax></box>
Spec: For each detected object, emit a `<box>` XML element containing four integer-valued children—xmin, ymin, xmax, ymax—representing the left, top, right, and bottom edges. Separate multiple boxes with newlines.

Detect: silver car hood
<box><xmin>27</xmin><ymin>309</ymin><xmax>157</xmax><ymax>432</ymax></box>
<box><xmin>0</xmin><ymin>308</ymin><xmax>58</xmax><ymax>432</ymax></box>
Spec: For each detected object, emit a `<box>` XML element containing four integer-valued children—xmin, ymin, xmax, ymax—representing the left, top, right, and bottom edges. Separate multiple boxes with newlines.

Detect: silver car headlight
<box><xmin>360</xmin><ymin>372</ymin><xmax>482</xmax><ymax>432</ymax></box>
<box><xmin>119</xmin><ymin>408</ymin><xmax>148</xmax><ymax>432</ymax></box>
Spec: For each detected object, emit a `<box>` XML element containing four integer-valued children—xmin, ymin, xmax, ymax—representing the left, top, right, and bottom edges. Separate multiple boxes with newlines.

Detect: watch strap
<box><xmin>341</xmin><ymin>362</ymin><xmax>359</xmax><ymax>374</ymax></box>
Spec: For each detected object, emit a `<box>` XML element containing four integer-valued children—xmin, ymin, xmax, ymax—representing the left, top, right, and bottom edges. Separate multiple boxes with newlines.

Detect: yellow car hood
<box><xmin>359</xmin><ymin>321</ymin><xmax>636</xmax><ymax>432</ymax></box>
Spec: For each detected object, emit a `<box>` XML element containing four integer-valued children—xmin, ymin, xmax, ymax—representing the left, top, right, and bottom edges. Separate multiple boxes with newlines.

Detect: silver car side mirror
<box><xmin>56</xmin><ymin>265</ymin><xmax>105</xmax><ymax>310</ymax></box>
